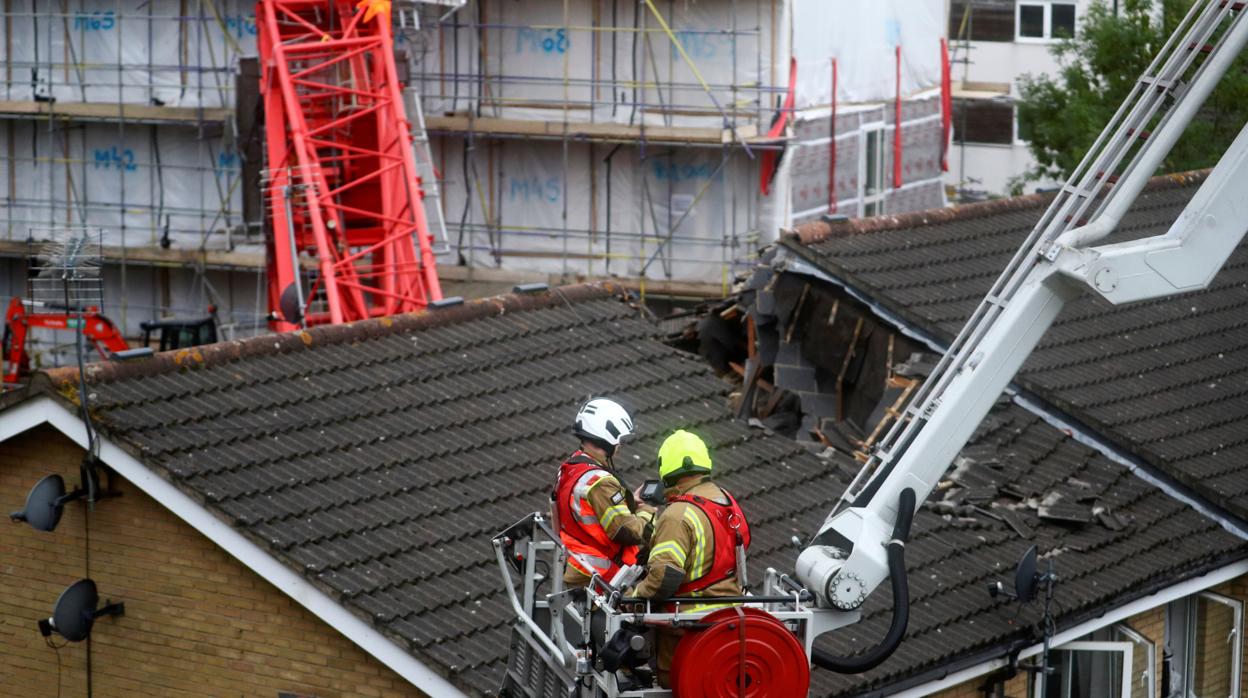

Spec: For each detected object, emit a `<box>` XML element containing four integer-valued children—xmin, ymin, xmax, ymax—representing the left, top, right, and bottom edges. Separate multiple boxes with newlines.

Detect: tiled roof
<box><xmin>15</xmin><ymin>279</ymin><xmax>1244</xmax><ymax>696</ymax></box>
<box><xmin>786</xmin><ymin>170</ymin><xmax>1248</xmax><ymax>524</ymax></box>
<box><xmin>815</xmin><ymin>400</ymin><xmax>1242</xmax><ymax>696</ymax></box>
<box><xmin>26</xmin><ymin>284</ymin><xmax>840</xmax><ymax>696</ymax></box>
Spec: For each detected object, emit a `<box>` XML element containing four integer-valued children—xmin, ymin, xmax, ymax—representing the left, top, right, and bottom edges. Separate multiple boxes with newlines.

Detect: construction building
<box><xmin>0</xmin><ymin>0</ymin><xmax>950</xmax><ymax>372</ymax></box>
<box><xmin>946</xmin><ymin>0</ymin><xmax>1088</xmax><ymax>198</ymax></box>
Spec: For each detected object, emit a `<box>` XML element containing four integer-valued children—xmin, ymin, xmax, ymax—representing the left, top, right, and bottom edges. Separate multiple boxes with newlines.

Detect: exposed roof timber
<box><xmin>775</xmin><ymin>248</ymin><xmax>1248</xmax><ymax>540</ymax></box>
<box><xmin>0</xmin><ymin>395</ymin><xmax>469</xmax><ymax>698</ymax></box>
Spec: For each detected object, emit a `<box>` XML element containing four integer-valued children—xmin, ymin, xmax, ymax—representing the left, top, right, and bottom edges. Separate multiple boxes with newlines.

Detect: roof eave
<box><xmin>0</xmin><ymin>395</ymin><xmax>473</xmax><ymax>697</ymax></box>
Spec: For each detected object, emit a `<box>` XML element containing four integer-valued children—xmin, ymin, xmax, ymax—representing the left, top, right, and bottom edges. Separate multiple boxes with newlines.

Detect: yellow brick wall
<box><xmin>1198</xmin><ymin>581</ymin><xmax>1248</xmax><ymax>698</ymax></box>
<box><xmin>1122</xmin><ymin>606</ymin><xmax>1164</xmax><ymax>698</ymax></box>
<box><xmin>1</xmin><ymin>425</ymin><xmax>428</xmax><ymax>698</ymax></box>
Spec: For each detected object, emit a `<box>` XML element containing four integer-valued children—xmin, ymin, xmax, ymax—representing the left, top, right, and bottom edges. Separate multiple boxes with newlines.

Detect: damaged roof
<box><xmin>11</xmin><ymin>283</ymin><xmax>841</xmax><ymax>696</ymax></box>
<box><xmin>814</xmin><ymin>398</ymin><xmax>1243</xmax><ymax>696</ymax></box>
<box><xmin>785</xmin><ymin>170</ymin><xmax>1248</xmax><ymax>525</ymax></box>
<box><xmin>6</xmin><ymin>278</ymin><xmax>1243</xmax><ymax>696</ymax></box>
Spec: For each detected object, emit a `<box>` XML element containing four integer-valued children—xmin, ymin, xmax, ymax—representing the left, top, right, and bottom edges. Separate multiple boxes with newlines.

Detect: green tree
<box><xmin>1015</xmin><ymin>0</ymin><xmax>1248</xmax><ymax>187</ymax></box>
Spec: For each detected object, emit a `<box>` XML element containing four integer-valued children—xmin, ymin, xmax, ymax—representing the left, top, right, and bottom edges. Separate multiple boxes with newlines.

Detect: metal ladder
<box><xmin>839</xmin><ymin>0</ymin><xmax>1248</xmax><ymax>509</ymax></box>
<box><xmin>395</xmin><ymin>2</ymin><xmax>453</xmax><ymax>257</ymax></box>
<box><xmin>405</xmin><ymin>84</ymin><xmax>452</xmax><ymax>257</ymax></box>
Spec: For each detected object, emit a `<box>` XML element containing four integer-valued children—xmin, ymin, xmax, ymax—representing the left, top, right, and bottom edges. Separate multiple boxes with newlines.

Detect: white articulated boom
<box><xmin>496</xmin><ymin>2</ymin><xmax>1248</xmax><ymax>695</ymax></box>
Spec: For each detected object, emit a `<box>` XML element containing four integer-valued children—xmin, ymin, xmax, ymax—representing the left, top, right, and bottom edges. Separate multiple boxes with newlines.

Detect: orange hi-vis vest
<box><xmin>554</xmin><ymin>452</ymin><xmax>640</xmax><ymax>579</ymax></box>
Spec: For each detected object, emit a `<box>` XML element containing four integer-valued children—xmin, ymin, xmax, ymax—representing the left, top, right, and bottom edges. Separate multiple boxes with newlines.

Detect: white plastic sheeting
<box><xmin>417</xmin><ymin>0</ymin><xmax>943</xmax><ymax>128</ymax></box>
<box><xmin>0</xmin><ymin>121</ymin><xmax>244</xmax><ymax>248</ymax></box>
<box><xmin>415</xmin><ymin>0</ymin><xmax>778</xmax><ymax>128</ymax></box>
<box><xmin>1</xmin><ymin>0</ymin><xmax>255</xmax><ymax>107</ymax></box>
<box><xmin>791</xmin><ymin>0</ymin><xmax>945</xmax><ymax>106</ymax></box>
<box><xmin>434</xmin><ymin>137</ymin><xmax>761</xmax><ymax>282</ymax></box>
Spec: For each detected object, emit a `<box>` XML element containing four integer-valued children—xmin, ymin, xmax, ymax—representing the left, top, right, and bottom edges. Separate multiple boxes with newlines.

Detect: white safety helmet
<box><xmin>574</xmin><ymin>398</ymin><xmax>635</xmax><ymax>449</ymax></box>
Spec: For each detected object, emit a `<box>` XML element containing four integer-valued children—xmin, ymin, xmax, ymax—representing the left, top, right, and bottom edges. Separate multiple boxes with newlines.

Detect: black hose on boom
<box><xmin>812</xmin><ymin>487</ymin><xmax>917</xmax><ymax>674</ymax></box>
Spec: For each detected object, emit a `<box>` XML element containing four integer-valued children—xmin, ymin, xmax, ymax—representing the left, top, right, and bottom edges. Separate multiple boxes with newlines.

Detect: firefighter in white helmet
<box><xmin>551</xmin><ymin>398</ymin><xmax>656</xmax><ymax>588</ymax></box>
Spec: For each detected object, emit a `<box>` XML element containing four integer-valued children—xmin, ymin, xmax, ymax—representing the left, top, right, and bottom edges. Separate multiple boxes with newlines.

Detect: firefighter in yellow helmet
<box><xmin>629</xmin><ymin>429</ymin><xmax>752</xmax><ymax>688</ymax></box>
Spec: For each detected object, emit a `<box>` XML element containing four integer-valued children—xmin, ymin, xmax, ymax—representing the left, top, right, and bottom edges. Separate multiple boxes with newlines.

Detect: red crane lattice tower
<box><xmin>258</xmin><ymin>0</ymin><xmax>441</xmax><ymax>332</ymax></box>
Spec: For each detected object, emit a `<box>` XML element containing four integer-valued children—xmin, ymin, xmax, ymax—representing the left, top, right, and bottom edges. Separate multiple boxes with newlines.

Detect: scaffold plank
<box><xmin>0</xmin><ymin>100</ymin><xmax>231</xmax><ymax>125</ymax></box>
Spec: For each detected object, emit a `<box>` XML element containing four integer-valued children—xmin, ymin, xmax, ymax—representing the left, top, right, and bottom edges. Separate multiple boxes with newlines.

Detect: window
<box><xmin>1113</xmin><ymin>625</ymin><xmax>1155</xmax><ymax>698</ymax></box>
<box><xmin>1034</xmin><ymin>641</ymin><xmax>1133</xmax><ymax>698</ymax></box>
<box><xmin>949</xmin><ymin>0</ymin><xmax>1016</xmax><ymax>42</ymax></box>
<box><xmin>861</xmin><ymin>127</ymin><xmax>885</xmax><ymax>217</ymax></box>
<box><xmin>1052</xmin><ymin>4</ymin><xmax>1077</xmax><ymax>37</ymax></box>
<box><xmin>1028</xmin><ymin>624</ymin><xmax>1156</xmax><ymax>698</ymax></box>
<box><xmin>1167</xmin><ymin>592</ymin><xmax>1243</xmax><ymax>698</ymax></box>
<box><xmin>952</xmin><ymin>99</ymin><xmax>1015</xmax><ymax>146</ymax></box>
<box><xmin>1017</xmin><ymin>2</ymin><xmax>1078</xmax><ymax>41</ymax></box>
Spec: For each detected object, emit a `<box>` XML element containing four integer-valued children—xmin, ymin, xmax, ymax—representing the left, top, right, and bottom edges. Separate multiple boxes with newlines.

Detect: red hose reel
<box><xmin>671</xmin><ymin>607</ymin><xmax>810</xmax><ymax>697</ymax></box>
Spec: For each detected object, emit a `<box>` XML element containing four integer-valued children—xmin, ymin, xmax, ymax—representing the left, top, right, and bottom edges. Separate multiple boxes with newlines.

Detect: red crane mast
<box><xmin>257</xmin><ymin>0</ymin><xmax>441</xmax><ymax>331</ymax></box>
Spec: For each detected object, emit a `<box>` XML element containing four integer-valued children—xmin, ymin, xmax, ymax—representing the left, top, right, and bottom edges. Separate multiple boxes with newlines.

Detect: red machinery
<box><xmin>257</xmin><ymin>0</ymin><xmax>442</xmax><ymax>332</ymax></box>
<box><xmin>3</xmin><ymin>297</ymin><xmax>220</xmax><ymax>388</ymax></box>
<box><xmin>3</xmin><ymin>297</ymin><xmax>128</xmax><ymax>386</ymax></box>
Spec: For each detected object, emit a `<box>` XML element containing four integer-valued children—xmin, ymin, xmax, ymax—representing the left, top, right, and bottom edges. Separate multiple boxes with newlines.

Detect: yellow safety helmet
<box><xmin>657</xmin><ymin>430</ymin><xmax>713</xmax><ymax>485</ymax></box>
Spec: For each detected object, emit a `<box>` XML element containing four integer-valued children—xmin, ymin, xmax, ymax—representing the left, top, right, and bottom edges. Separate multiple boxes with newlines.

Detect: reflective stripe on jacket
<box><xmin>670</xmin><ymin>486</ymin><xmax>751</xmax><ymax>601</ymax></box>
<box><xmin>553</xmin><ymin>452</ymin><xmax>639</xmax><ymax>579</ymax></box>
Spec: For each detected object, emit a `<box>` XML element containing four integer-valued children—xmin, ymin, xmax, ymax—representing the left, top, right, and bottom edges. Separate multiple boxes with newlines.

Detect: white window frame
<box><xmin>859</xmin><ymin>123</ymin><xmax>887</xmax><ymax>217</ymax></box>
<box><xmin>1172</xmin><ymin>591</ymin><xmax>1244</xmax><ymax>698</ymax></box>
<box><xmin>1033</xmin><ymin>640</ymin><xmax>1134</xmax><ymax>698</ymax></box>
<box><xmin>1112</xmin><ymin>624</ymin><xmax>1156</xmax><ymax>698</ymax></box>
<box><xmin>1016</xmin><ymin>1</ymin><xmax>1078</xmax><ymax>43</ymax></box>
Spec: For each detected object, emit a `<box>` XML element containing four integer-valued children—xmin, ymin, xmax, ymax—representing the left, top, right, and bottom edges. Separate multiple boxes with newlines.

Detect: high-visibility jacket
<box><xmin>670</xmin><ymin>488</ymin><xmax>751</xmax><ymax>597</ymax></box>
<box><xmin>553</xmin><ymin>452</ymin><xmax>640</xmax><ymax>580</ymax></box>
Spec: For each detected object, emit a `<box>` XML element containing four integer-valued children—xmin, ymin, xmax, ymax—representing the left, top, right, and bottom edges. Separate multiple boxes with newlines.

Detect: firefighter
<box><xmin>552</xmin><ymin>397</ymin><xmax>656</xmax><ymax>588</ymax></box>
<box><xmin>628</xmin><ymin>429</ymin><xmax>751</xmax><ymax>688</ymax></box>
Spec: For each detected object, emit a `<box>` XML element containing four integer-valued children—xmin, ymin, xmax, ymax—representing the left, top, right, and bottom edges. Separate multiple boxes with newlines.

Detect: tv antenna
<box><xmin>987</xmin><ymin>545</ymin><xmax>1060</xmax><ymax>694</ymax></box>
<box><xmin>27</xmin><ymin>228</ymin><xmax>112</xmax><ymax>505</ymax></box>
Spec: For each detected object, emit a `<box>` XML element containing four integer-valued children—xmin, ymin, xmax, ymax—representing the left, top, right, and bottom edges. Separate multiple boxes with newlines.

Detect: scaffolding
<box><xmin>400</xmin><ymin>0</ymin><xmax>781</xmax><ymax>291</ymax></box>
<box><xmin>404</xmin><ymin>0</ymin><xmax>949</xmax><ymax>292</ymax></box>
<box><xmin>0</xmin><ymin>1</ymin><xmax>259</xmax><ymax>370</ymax></box>
<box><xmin>0</xmin><ymin>2</ymin><xmax>254</xmax><ymax>248</ymax></box>
<box><xmin>0</xmin><ymin>0</ymin><xmax>950</xmax><ymax>377</ymax></box>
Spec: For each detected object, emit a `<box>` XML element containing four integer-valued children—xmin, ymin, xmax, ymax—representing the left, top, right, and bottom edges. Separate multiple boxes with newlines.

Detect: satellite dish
<box><xmin>279</xmin><ymin>283</ymin><xmax>304</xmax><ymax>326</ymax></box>
<box><xmin>40</xmin><ymin>579</ymin><xmax>124</xmax><ymax>642</ymax></box>
<box><xmin>1014</xmin><ymin>545</ymin><xmax>1039</xmax><ymax>603</ymax></box>
<box><xmin>10</xmin><ymin>474</ymin><xmax>68</xmax><ymax>532</ymax></box>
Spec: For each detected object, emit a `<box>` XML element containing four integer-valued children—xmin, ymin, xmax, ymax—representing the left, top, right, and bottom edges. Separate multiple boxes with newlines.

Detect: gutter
<box><xmin>776</xmin><ymin>247</ymin><xmax>1248</xmax><ymax>540</ymax></box>
<box><xmin>0</xmin><ymin>396</ymin><xmax>470</xmax><ymax>698</ymax></box>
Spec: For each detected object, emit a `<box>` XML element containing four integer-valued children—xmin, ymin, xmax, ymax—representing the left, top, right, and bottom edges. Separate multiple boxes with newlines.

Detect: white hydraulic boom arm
<box><xmin>797</xmin><ymin>0</ymin><xmax>1248</xmax><ymax>654</ymax></box>
<box><xmin>493</xmin><ymin>3</ymin><xmax>1248</xmax><ymax>693</ymax></box>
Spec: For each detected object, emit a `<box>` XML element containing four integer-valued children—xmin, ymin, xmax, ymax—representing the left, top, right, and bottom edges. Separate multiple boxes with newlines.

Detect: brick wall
<box><xmin>1123</xmin><ymin>606</ymin><xmax>1164</xmax><ymax>698</ymax></box>
<box><xmin>1</xmin><ymin>425</ymin><xmax>427</xmax><ymax>698</ymax></box>
<box><xmin>1204</xmin><ymin>578</ymin><xmax>1248</xmax><ymax>698</ymax></box>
